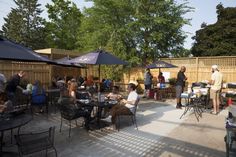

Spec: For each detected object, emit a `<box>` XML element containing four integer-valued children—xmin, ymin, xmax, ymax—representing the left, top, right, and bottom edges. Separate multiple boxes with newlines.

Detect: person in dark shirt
<box><xmin>5</xmin><ymin>71</ymin><xmax>26</xmax><ymax>102</ymax></box>
<box><xmin>175</xmin><ymin>66</ymin><xmax>187</xmax><ymax>109</ymax></box>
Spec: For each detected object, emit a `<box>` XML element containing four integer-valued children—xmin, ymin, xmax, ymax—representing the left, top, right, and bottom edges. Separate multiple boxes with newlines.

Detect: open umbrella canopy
<box><xmin>54</xmin><ymin>56</ymin><xmax>85</xmax><ymax>68</ymax></box>
<box><xmin>146</xmin><ymin>60</ymin><xmax>177</xmax><ymax>69</ymax></box>
<box><xmin>67</xmin><ymin>50</ymin><xmax>128</xmax><ymax>65</ymax></box>
<box><xmin>0</xmin><ymin>37</ymin><xmax>54</xmax><ymax>63</ymax></box>
<box><xmin>66</xmin><ymin>50</ymin><xmax>128</xmax><ymax>80</ymax></box>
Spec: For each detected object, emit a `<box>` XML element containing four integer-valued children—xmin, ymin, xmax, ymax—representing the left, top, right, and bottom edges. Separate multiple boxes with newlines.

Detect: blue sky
<box><xmin>0</xmin><ymin>0</ymin><xmax>235</xmax><ymax>49</ymax></box>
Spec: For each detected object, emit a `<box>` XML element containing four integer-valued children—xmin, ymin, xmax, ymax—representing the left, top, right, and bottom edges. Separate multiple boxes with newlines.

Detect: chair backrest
<box><xmin>133</xmin><ymin>97</ymin><xmax>140</xmax><ymax>115</ymax></box>
<box><xmin>59</xmin><ymin>98</ymin><xmax>79</xmax><ymax>120</ymax></box>
<box><xmin>15</xmin><ymin>126</ymin><xmax>56</xmax><ymax>155</ymax></box>
<box><xmin>49</xmin><ymin>126</ymin><xmax>55</xmax><ymax>145</ymax></box>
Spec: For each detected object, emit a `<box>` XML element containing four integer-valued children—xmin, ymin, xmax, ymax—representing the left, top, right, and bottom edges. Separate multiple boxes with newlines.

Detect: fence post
<box><xmin>196</xmin><ymin>57</ymin><xmax>199</xmax><ymax>82</ymax></box>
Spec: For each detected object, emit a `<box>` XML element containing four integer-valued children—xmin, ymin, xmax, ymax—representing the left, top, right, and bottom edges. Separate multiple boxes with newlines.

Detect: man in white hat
<box><xmin>210</xmin><ymin>65</ymin><xmax>223</xmax><ymax>115</ymax></box>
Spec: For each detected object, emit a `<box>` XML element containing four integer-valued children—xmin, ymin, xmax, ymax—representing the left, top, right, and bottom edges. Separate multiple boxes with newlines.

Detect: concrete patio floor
<box><xmin>2</xmin><ymin>99</ymin><xmax>234</xmax><ymax>157</ymax></box>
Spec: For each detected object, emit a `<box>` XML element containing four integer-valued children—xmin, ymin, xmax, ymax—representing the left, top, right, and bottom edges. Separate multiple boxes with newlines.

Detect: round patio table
<box><xmin>0</xmin><ymin>113</ymin><xmax>32</xmax><ymax>155</ymax></box>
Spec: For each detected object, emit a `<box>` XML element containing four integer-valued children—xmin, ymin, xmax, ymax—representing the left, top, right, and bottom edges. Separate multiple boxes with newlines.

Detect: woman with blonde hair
<box><xmin>69</xmin><ymin>81</ymin><xmax>78</xmax><ymax>101</ymax></box>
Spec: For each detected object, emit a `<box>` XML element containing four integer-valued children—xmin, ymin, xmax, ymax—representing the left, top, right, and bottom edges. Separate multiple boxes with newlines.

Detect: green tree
<box><xmin>1</xmin><ymin>0</ymin><xmax>47</xmax><ymax>49</ymax></box>
<box><xmin>46</xmin><ymin>0</ymin><xmax>83</xmax><ymax>50</ymax></box>
<box><xmin>79</xmin><ymin>0</ymin><xmax>191</xmax><ymax>62</ymax></box>
<box><xmin>130</xmin><ymin>0</ymin><xmax>191</xmax><ymax>62</ymax></box>
<box><xmin>78</xmin><ymin>0</ymin><xmax>191</xmax><ymax>80</ymax></box>
<box><xmin>192</xmin><ymin>4</ymin><xmax>236</xmax><ymax>56</ymax></box>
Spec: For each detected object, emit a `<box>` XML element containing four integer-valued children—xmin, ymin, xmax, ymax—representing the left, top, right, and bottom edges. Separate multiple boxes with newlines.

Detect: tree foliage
<box><xmin>78</xmin><ymin>0</ymin><xmax>191</xmax><ymax>79</ymax></box>
<box><xmin>1</xmin><ymin>0</ymin><xmax>47</xmax><ymax>49</ymax></box>
<box><xmin>45</xmin><ymin>0</ymin><xmax>83</xmax><ymax>50</ymax></box>
<box><xmin>192</xmin><ymin>4</ymin><xmax>236</xmax><ymax>56</ymax></box>
<box><xmin>80</xmin><ymin>0</ymin><xmax>191</xmax><ymax>61</ymax></box>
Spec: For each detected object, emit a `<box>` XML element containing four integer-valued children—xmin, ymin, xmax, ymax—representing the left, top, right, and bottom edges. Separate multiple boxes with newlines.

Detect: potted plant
<box><xmin>168</xmin><ymin>78</ymin><xmax>177</xmax><ymax>86</ymax></box>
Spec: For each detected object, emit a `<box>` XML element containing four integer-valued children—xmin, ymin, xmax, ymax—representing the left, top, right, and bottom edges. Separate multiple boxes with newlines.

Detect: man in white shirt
<box><xmin>110</xmin><ymin>83</ymin><xmax>139</xmax><ymax>126</ymax></box>
<box><xmin>210</xmin><ymin>65</ymin><xmax>223</xmax><ymax>115</ymax></box>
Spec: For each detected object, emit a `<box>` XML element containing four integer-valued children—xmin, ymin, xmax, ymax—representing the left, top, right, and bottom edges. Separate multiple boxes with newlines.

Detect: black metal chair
<box><xmin>117</xmin><ymin>98</ymin><xmax>140</xmax><ymax>131</ymax></box>
<box><xmin>59</xmin><ymin>98</ymin><xmax>92</xmax><ymax>137</ymax></box>
<box><xmin>15</xmin><ymin>126</ymin><xmax>57</xmax><ymax>157</ymax></box>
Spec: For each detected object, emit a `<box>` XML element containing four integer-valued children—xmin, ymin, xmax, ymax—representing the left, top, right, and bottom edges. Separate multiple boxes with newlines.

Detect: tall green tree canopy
<box><xmin>79</xmin><ymin>0</ymin><xmax>191</xmax><ymax>64</ymax></box>
<box><xmin>192</xmin><ymin>4</ymin><xmax>236</xmax><ymax>56</ymax></box>
<box><xmin>1</xmin><ymin>0</ymin><xmax>47</xmax><ymax>49</ymax></box>
<box><xmin>46</xmin><ymin>0</ymin><xmax>83</xmax><ymax>50</ymax></box>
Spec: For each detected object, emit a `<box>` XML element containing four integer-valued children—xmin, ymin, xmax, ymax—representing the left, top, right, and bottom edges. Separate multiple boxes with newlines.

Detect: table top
<box><xmin>46</xmin><ymin>89</ymin><xmax>60</xmax><ymax>93</ymax></box>
<box><xmin>0</xmin><ymin>113</ymin><xmax>32</xmax><ymax>132</ymax></box>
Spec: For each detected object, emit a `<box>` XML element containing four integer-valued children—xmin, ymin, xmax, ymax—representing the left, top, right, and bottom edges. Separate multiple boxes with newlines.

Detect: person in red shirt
<box><xmin>158</xmin><ymin>72</ymin><xmax>165</xmax><ymax>84</ymax></box>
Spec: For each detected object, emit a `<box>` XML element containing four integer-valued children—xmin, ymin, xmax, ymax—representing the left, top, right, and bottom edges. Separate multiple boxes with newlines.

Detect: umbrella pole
<box><xmin>85</xmin><ymin>65</ymin><xmax>88</xmax><ymax>78</ymax></box>
<box><xmin>99</xmin><ymin>65</ymin><xmax>101</xmax><ymax>82</ymax></box>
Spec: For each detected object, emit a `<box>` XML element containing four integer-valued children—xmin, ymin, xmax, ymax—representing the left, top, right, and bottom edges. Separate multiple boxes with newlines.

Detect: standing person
<box><xmin>5</xmin><ymin>71</ymin><xmax>26</xmax><ymax>102</ymax></box>
<box><xmin>176</xmin><ymin>66</ymin><xmax>187</xmax><ymax>109</ymax></box>
<box><xmin>143</xmin><ymin>68</ymin><xmax>153</xmax><ymax>98</ymax></box>
<box><xmin>158</xmin><ymin>72</ymin><xmax>165</xmax><ymax>88</ymax></box>
<box><xmin>158</xmin><ymin>72</ymin><xmax>165</xmax><ymax>84</ymax></box>
<box><xmin>209</xmin><ymin>65</ymin><xmax>223</xmax><ymax>115</ymax></box>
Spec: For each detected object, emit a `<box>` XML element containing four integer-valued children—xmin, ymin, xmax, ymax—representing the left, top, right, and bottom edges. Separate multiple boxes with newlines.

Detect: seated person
<box><xmin>0</xmin><ymin>92</ymin><xmax>13</xmax><ymax>113</ymax></box>
<box><xmin>56</xmin><ymin>77</ymin><xmax>70</xmax><ymax>103</ymax></box>
<box><xmin>31</xmin><ymin>80</ymin><xmax>46</xmax><ymax>113</ymax></box>
<box><xmin>68</xmin><ymin>81</ymin><xmax>78</xmax><ymax>102</ymax></box>
<box><xmin>67</xmin><ymin>81</ymin><xmax>93</xmax><ymax>130</ymax></box>
<box><xmin>106</xmin><ymin>86</ymin><xmax>123</xmax><ymax>101</ymax></box>
<box><xmin>51</xmin><ymin>77</ymin><xmax>58</xmax><ymax>89</ymax></box>
<box><xmin>101</xmin><ymin>79</ymin><xmax>112</xmax><ymax>91</ymax></box>
<box><xmin>78</xmin><ymin>76</ymin><xmax>85</xmax><ymax>86</ymax></box>
<box><xmin>22</xmin><ymin>83</ymin><xmax>33</xmax><ymax>95</ymax></box>
<box><xmin>110</xmin><ymin>83</ymin><xmax>139</xmax><ymax>127</ymax></box>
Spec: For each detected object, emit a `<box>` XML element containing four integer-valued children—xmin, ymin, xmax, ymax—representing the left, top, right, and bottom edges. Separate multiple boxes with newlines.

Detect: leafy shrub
<box><xmin>168</xmin><ymin>78</ymin><xmax>177</xmax><ymax>86</ymax></box>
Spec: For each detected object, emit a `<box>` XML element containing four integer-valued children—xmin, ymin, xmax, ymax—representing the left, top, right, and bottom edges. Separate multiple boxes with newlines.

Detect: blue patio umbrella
<box><xmin>0</xmin><ymin>37</ymin><xmax>54</xmax><ymax>63</ymax></box>
<box><xmin>54</xmin><ymin>56</ymin><xmax>85</xmax><ymax>68</ymax></box>
<box><xmin>67</xmin><ymin>50</ymin><xmax>128</xmax><ymax>79</ymax></box>
<box><xmin>146</xmin><ymin>60</ymin><xmax>178</xmax><ymax>73</ymax></box>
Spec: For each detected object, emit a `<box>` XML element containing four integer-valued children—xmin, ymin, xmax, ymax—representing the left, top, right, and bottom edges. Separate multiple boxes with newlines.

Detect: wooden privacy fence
<box><xmin>0</xmin><ymin>61</ymin><xmax>50</xmax><ymax>88</ymax></box>
<box><xmin>126</xmin><ymin>56</ymin><xmax>236</xmax><ymax>85</ymax></box>
<box><xmin>1</xmin><ymin>55</ymin><xmax>236</xmax><ymax>89</ymax></box>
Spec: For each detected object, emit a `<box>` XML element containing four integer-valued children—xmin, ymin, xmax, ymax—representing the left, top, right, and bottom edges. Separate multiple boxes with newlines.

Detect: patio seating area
<box><xmin>1</xmin><ymin>98</ymin><xmax>233</xmax><ymax>157</ymax></box>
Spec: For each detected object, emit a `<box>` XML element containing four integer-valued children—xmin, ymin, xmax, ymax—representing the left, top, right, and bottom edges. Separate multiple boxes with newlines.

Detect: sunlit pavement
<box><xmin>3</xmin><ymin>99</ymin><xmax>231</xmax><ymax>157</ymax></box>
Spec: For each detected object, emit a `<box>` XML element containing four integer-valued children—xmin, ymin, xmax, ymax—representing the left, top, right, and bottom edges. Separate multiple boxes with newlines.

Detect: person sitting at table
<box><xmin>22</xmin><ymin>81</ymin><xmax>33</xmax><ymax>95</ymax></box>
<box><xmin>51</xmin><ymin>76</ymin><xmax>58</xmax><ymax>89</ymax></box>
<box><xmin>67</xmin><ymin>80</ymin><xmax>93</xmax><ymax>130</ymax></box>
<box><xmin>68</xmin><ymin>81</ymin><xmax>78</xmax><ymax>102</ymax></box>
<box><xmin>78</xmin><ymin>76</ymin><xmax>85</xmax><ymax>86</ymax></box>
<box><xmin>0</xmin><ymin>92</ymin><xmax>13</xmax><ymax>113</ymax></box>
<box><xmin>31</xmin><ymin>80</ymin><xmax>46</xmax><ymax>113</ymax></box>
<box><xmin>100</xmin><ymin>86</ymin><xmax>123</xmax><ymax>118</ymax></box>
<box><xmin>106</xmin><ymin>86</ymin><xmax>123</xmax><ymax>101</ymax></box>
<box><xmin>110</xmin><ymin>83</ymin><xmax>139</xmax><ymax>129</ymax></box>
